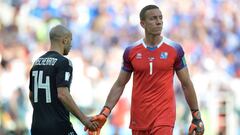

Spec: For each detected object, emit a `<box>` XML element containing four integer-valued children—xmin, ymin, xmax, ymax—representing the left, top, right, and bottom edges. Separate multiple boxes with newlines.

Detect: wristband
<box><xmin>191</xmin><ymin>110</ymin><xmax>201</xmax><ymax>120</ymax></box>
<box><xmin>100</xmin><ymin>106</ymin><xmax>111</xmax><ymax>118</ymax></box>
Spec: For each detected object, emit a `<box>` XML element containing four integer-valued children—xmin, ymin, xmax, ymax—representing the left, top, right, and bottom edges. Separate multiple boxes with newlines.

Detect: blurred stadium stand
<box><xmin>0</xmin><ymin>0</ymin><xmax>240</xmax><ymax>135</ymax></box>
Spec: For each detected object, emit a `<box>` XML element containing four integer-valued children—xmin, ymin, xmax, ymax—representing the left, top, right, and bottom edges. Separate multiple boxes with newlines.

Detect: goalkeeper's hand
<box><xmin>188</xmin><ymin>110</ymin><xmax>204</xmax><ymax>135</ymax></box>
<box><xmin>84</xmin><ymin>106</ymin><xmax>111</xmax><ymax>135</ymax></box>
<box><xmin>84</xmin><ymin>128</ymin><xmax>100</xmax><ymax>135</ymax></box>
<box><xmin>84</xmin><ymin>115</ymin><xmax>106</xmax><ymax>135</ymax></box>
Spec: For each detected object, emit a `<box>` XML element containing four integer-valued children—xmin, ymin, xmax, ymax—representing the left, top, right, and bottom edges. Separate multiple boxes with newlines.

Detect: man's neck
<box><xmin>144</xmin><ymin>35</ymin><xmax>163</xmax><ymax>47</ymax></box>
<box><xmin>50</xmin><ymin>43</ymin><xmax>63</xmax><ymax>55</ymax></box>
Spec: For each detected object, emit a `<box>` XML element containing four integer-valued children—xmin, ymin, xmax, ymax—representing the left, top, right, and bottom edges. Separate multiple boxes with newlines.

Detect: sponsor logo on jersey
<box><xmin>136</xmin><ymin>53</ymin><xmax>142</xmax><ymax>59</ymax></box>
<box><xmin>160</xmin><ymin>52</ymin><xmax>168</xmax><ymax>59</ymax></box>
<box><xmin>148</xmin><ymin>56</ymin><xmax>155</xmax><ymax>61</ymax></box>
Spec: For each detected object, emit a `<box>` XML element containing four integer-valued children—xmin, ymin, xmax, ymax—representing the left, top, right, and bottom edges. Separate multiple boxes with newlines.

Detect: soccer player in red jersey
<box><xmin>86</xmin><ymin>5</ymin><xmax>204</xmax><ymax>135</ymax></box>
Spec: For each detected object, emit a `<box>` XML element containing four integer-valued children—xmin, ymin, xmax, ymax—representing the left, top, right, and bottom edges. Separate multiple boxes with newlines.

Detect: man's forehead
<box><xmin>145</xmin><ymin>9</ymin><xmax>162</xmax><ymax>16</ymax></box>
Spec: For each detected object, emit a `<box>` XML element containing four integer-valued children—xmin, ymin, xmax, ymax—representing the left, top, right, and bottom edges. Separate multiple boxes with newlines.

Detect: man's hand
<box><xmin>93</xmin><ymin>106</ymin><xmax>111</xmax><ymax>128</ymax></box>
<box><xmin>189</xmin><ymin>110</ymin><xmax>204</xmax><ymax>135</ymax></box>
<box><xmin>82</xmin><ymin>117</ymin><xmax>99</xmax><ymax>131</ymax></box>
<box><xmin>85</xmin><ymin>106</ymin><xmax>111</xmax><ymax>135</ymax></box>
<box><xmin>84</xmin><ymin>115</ymin><xmax>107</xmax><ymax>135</ymax></box>
<box><xmin>84</xmin><ymin>128</ymin><xmax>100</xmax><ymax>135</ymax></box>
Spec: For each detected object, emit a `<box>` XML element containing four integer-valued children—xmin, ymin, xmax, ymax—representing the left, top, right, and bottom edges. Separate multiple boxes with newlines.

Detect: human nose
<box><xmin>156</xmin><ymin>18</ymin><xmax>162</xmax><ymax>25</ymax></box>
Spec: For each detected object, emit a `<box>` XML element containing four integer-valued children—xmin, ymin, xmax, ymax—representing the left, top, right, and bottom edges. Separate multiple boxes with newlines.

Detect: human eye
<box><xmin>149</xmin><ymin>17</ymin><xmax>154</xmax><ymax>20</ymax></box>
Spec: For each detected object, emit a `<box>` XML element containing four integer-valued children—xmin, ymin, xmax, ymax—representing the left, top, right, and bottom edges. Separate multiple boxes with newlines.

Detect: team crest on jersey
<box><xmin>136</xmin><ymin>53</ymin><xmax>142</xmax><ymax>59</ymax></box>
<box><xmin>160</xmin><ymin>52</ymin><xmax>168</xmax><ymax>59</ymax></box>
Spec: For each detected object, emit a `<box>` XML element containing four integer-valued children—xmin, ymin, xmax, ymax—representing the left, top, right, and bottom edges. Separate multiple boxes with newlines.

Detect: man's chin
<box><xmin>152</xmin><ymin>33</ymin><xmax>161</xmax><ymax>36</ymax></box>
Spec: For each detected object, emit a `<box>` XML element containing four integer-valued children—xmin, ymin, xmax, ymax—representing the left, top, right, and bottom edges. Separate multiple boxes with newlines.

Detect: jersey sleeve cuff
<box><xmin>121</xmin><ymin>67</ymin><xmax>132</xmax><ymax>72</ymax></box>
<box><xmin>175</xmin><ymin>65</ymin><xmax>187</xmax><ymax>71</ymax></box>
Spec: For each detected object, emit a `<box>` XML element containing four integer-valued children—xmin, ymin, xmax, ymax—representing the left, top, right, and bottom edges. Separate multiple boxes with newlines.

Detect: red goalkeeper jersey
<box><xmin>122</xmin><ymin>37</ymin><xmax>187</xmax><ymax>130</ymax></box>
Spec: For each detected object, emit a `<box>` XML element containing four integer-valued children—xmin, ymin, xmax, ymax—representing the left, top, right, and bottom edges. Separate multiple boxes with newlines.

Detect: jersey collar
<box><xmin>142</xmin><ymin>36</ymin><xmax>164</xmax><ymax>49</ymax></box>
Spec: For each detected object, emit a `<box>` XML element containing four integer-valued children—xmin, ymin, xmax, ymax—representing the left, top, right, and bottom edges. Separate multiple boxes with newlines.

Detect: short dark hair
<box><xmin>140</xmin><ymin>5</ymin><xmax>159</xmax><ymax>20</ymax></box>
<box><xmin>49</xmin><ymin>25</ymin><xmax>70</xmax><ymax>41</ymax></box>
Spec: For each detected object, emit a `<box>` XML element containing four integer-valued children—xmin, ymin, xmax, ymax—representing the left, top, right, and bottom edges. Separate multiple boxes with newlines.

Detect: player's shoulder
<box><xmin>163</xmin><ymin>37</ymin><xmax>182</xmax><ymax>48</ymax></box>
<box><xmin>131</xmin><ymin>38</ymin><xmax>144</xmax><ymax>47</ymax></box>
<box><xmin>124</xmin><ymin>39</ymin><xmax>144</xmax><ymax>51</ymax></box>
<box><xmin>46</xmin><ymin>51</ymin><xmax>72</xmax><ymax>67</ymax></box>
<box><xmin>58</xmin><ymin>56</ymin><xmax>72</xmax><ymax>67</ymax></box>
<box><xmin>162</xmin><ymin>37</ymin><xmax>184</xmax><ymax>51</ymax></box>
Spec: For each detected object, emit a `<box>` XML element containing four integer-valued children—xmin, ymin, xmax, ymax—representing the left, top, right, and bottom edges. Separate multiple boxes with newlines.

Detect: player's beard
<box><xmin>63</xmin><ymin>45</ymin><xmax>71</xmax><ymax>55</ymax></box>
<box><xmin>63</xmin><ymin>50</ymin><xmax>68</xmax><ymax>55</ymax></box>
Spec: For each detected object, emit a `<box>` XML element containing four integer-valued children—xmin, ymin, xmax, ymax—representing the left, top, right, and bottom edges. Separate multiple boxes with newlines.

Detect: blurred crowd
<box><xmin>0</xmin><ymin>0</ymin><xmax>240</xmax><ymax>135</ymax></box>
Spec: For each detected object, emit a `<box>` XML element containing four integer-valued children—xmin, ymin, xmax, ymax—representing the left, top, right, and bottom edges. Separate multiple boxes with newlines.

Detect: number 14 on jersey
<box><xmin>32</xmin><ymin>70</ymin><xmax>51</xmax><ymax>103</ymax></box>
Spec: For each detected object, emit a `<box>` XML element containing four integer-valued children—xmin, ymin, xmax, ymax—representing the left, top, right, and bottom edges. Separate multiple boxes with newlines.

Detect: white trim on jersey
<box><xmin>68</xmin><ymin>59</ymin><xmax>73</xmax><ymax>67</ymax></box>
<box><xmin>161</xmin><ymin>36</ymin><xmax>180</xmax><ymax>46</ymax></box>
<box><xmin>132</xmin><ymin>38</ymin><xmax>143</xmax><ymax>46</ymax></box>
<box><xmin>138</xmin><ymin>37</ymin><xmax>165</xmax><ymax>48</ymax></box>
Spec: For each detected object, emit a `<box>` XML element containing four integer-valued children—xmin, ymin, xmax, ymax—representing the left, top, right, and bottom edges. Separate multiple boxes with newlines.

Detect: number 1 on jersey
<box><xmin>149</xmin><ymin>62</ymin><xmax>153</xmax><ymax>75</ymax></box>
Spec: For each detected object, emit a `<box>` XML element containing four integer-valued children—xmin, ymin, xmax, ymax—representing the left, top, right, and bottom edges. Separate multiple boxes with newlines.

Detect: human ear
<box><xmin>63</xmin><ymin>37</ymin><xmax>68</xmax><ymax>44</ymax></box>
<box><xmin>140</xmin><ymin>20</ymin><xmax>145</xmax><ymax>28</ymax></box>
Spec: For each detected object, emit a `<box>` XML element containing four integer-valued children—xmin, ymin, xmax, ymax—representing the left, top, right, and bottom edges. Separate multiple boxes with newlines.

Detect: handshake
<box><xmin>84</xmin><ymin>106</ymin><xmax>111</xmax><ymax>135</ymax></box>
<box><xmin>84</xmin><ymin>107</ymin><xmax>204</xmax><ymax>135</ymax></box>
